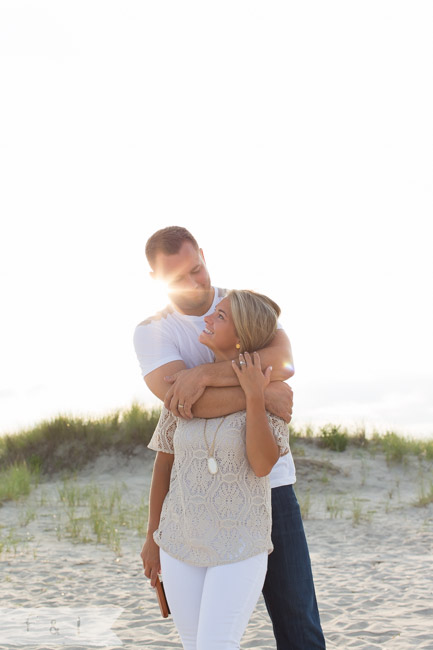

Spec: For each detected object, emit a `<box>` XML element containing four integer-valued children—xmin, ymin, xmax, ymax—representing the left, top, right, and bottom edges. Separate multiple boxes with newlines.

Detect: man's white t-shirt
<box><xmin>133</xmin><ymin>287</ymin><xmax>296</xmax><ymax>488</ymax></box>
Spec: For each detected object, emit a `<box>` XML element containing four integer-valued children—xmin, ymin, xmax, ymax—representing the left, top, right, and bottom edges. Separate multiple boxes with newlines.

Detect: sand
<box><xmin>0</xmin><ymin>441</ymin><xmax>432</xmax><ymax>649</ymax></box>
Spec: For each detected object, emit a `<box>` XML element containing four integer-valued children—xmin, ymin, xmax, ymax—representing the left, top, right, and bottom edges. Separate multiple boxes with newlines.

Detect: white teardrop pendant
<box><xmin>207</xmin><ymin>457</ymin><xmax>218</xmax><ymax>475</ymax></box>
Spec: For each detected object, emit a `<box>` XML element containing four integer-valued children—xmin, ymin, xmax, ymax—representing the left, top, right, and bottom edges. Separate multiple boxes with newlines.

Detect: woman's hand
<box><xmin>140</xmin><ymin>536</ymin><xmax>161</xmax><ymax>588</ymax></box>
<box><xmin>232</xmin><ymin>351</ymin><xmax>272</xmax><ymax>399</ymax></box>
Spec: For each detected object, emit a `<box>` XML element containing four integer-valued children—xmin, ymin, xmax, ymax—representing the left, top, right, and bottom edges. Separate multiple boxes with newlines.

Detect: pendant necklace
<box><xmin>203</xmin><ymin>417</ymin><xmax>226</xmax><ymax>475</ymax></box>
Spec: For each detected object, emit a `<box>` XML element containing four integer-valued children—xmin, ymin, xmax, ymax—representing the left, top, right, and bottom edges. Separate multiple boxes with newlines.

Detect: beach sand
<box><xmin>1</xmin><ymin>441</ymin><xmax>432</xmax><ymax>649</ymax></box>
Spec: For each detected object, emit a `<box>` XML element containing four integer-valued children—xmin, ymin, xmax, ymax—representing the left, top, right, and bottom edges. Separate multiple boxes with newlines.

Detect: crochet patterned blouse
<box><xmin>148</xmin><ymin>406</ymin><xmax>290</xmax><ymax>567</ymax></box>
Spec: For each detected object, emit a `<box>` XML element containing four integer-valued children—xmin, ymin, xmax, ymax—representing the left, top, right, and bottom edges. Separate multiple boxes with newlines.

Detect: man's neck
<box><xmin>170</xmin><ymin>287</ymin><xmax>215</xmax><ymax>317</ymax></box>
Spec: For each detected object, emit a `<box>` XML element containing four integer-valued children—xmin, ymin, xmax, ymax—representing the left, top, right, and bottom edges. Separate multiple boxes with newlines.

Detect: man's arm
<box><xmin>145</xmin><ymin>360</ymin><xmax>248</xmax><ymax>415</ymax></box>
<box><xmin>190</xmin><ymin>380</ymin><xmax>293</xmax><ymax>422</ymax></box>
<box><xmin>145</xmin><ymin>360</ymin><xmax>188</xmax><ymax>402</ymax></box>
<box><xmin>169</xmin><ymin>329</ymin><xmax>293</xmax><ymax>387</ymax></box>
<box><xmin>145</xmin><ymin>360</ymin><xmax>293</xmax><ymax>422</ymax></box>
<box><xmin>164</xmin><ymin>329</ymin><xmax>294</xmax><ymax>417</ymax></box>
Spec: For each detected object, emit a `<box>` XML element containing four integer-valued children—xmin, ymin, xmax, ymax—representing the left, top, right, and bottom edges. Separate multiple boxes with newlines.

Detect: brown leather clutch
<box><xmin>155</xmin><ymin>575</ymin><xmax>170</xmax><ymax>618</ymax></box>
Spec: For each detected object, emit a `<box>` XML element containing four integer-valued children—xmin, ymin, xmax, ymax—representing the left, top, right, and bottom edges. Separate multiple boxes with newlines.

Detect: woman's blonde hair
<box><xmin>228</xmin><ymin>290</ymin><xmax>281</xmax><ymax>354</ymax></box>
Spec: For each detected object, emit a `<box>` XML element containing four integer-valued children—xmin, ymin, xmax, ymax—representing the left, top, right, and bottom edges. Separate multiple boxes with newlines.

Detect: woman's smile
<box><xmin>199</xmin><ymin>297</ymin><xmax>239</xmax><ymax>360</ymax></box>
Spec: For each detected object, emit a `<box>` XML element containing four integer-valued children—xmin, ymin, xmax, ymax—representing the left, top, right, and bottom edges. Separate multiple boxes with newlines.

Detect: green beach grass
<box><xmin>0</xmin><ymin>462</ymin><xmax>38</xmax><ymax>503</ymax></box>
<box><xmin>0</xmin><ymin>403</ymin><xmax>159</xmax><ymax>505</ymax></box>
<box><xmin>290</xmin><ymin>422</ymin><xmax>433</xmax><ymax>461</ymax></box>
<box><xmin>0</xmin><ymin>403</ymin><xmax>160</xmax><ymax>475</ymax></box>
<box><xmin>1</xmin><ymin>404</ymin><xmax>432</xmax><ymax>506</ymax></box>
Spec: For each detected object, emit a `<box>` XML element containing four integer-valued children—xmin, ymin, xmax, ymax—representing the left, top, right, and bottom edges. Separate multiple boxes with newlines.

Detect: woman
<box><xmin>141</xmin><ymin>290</ymin><xmax>290</xmax><ymax>650</ymax></box>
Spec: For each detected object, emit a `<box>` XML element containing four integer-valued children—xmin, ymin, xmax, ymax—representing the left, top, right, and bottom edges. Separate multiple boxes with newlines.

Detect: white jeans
<box><xmin>160</xmin><ymin>549</ymin><xmax>268</xmax><ymax>650</ymax></box>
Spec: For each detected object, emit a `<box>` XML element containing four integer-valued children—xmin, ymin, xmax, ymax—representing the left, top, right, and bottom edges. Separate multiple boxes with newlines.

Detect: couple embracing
<box><xmin>133</xmin><ymin>226</ymin><xmax>325</xmax><ymax>650</ymax></box>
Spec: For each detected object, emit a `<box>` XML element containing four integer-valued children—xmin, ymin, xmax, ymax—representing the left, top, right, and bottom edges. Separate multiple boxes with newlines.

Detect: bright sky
<box><xmin>1</xmin><ymin>1</ymin><xmax>432</xmax><ymax>438</ymax></box>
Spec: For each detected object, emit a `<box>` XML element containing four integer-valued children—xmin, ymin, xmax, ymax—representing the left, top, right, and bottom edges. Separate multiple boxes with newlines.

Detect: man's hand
<box><xmin>264</xmin><ymin>381</ymin><xmax>293</xmax><ymax>423</ymax></box>
<box><xmin>140</xmin><ymin>536</ymin><xmax>161</xmax><ymax>588</ymax></box>
<box><xmin>164</xmin><ymin>366</ymin><xmax>207</xmax><ymax>419</ymax></box>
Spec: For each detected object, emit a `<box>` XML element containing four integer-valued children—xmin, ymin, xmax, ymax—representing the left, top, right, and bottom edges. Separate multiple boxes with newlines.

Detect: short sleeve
<box><xmin>267</xmin><ymin>413</ymin><xmax>290</xmax><ymax>457</ymax></box>
<box><xmin>148</xmin><ymin>407</ymin><xmax>178</xmax><ymax>454</ymax></box>
<box><xmin>133</xmin><ymin>321</ymin><xmax>183</xmax><ymax>378</ymax></box>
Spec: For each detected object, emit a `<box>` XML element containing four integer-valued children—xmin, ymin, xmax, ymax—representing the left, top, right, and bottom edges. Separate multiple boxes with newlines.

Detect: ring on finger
<box><xmin>239</xmin><ymin>361</ymin><xmax>246</xmax><ymax>366</ymax></box>
<box><xmin>178</xmin><ymin>404</ymin><xmax>184</xmax><ymax>408</ymax></box>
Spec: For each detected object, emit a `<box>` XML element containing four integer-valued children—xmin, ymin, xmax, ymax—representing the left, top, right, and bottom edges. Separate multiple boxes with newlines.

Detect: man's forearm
<box><xmin>190</xmin><ymin>380</ymin><xmax>292</xmax><ymax>422</ymax></box>
<box><xmin>191</xmin><ymin>385</ymin><xmax>246</xmax><ymax>418</ymax></box>
<box><xmin>197</xmin><ymin>359</ymin><xmax>289</xmax><ymax>390</ymax></box>
<box><xmin>198</xmin><ymin>332</ymin><xmax>294</xmax><ymax>388</ymax></box>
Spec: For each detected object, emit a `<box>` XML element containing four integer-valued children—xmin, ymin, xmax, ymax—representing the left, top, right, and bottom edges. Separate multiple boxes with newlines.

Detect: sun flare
<box><xmin>143</xmin><ymin>277</ymin><xmax>170</xmax><ymax>315</ymax></box>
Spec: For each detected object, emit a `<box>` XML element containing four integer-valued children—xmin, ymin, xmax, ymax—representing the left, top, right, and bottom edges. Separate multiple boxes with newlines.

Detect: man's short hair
<box><xmin>145</xmin><ymin>226</ymin><xmax>200</xmax><ymax>269</ymax></box>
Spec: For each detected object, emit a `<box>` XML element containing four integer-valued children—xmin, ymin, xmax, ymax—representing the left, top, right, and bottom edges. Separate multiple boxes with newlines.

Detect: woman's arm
<box><xmin>232</xmin><ymin>352</ymin><xmax>279</xmax><ymax>477</ymax></box>
<box><xmin>140</xmin><ymin>451</ymin><xmax>174</xmax><ymax>587</ymax></box>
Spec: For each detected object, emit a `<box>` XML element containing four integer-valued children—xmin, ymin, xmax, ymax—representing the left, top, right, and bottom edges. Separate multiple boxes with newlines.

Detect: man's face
<box><xmin>151</xmin><ymin>241</ymin><xmax>213</xmax><ymax>315</ymax></box>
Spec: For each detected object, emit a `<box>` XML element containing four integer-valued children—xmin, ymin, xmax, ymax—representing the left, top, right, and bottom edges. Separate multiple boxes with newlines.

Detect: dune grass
<box><xmin>54</xmin><ymin>479</ymin><xmax>148</xmax><ymax>554</ymax></box>
<box><xmin>0</xmin><ymin>527</ymin><xmax>24</xmax><ymax>556</ymax></box>
<box><xmin>292</xmin><ymin>423</ymin><xmax>433</xmax><ymax>461</ymax></box>
<box><xmin>0</xmin><ymin>402</ymin><xmax>160</xmax><ymax>477</ymax></box>
<box><xmin>0</xmin><ymin>477</ymin><xmax>148</xmax><ymax>558</ymax></box>
<box><xmin>370</xmin><ymin>431</ymin><xmax>433</xmax><ymax>463</ymax></box>
<box><xmin>413</xmin><ymin>476</ymin><xmax>433</xmax><ymax>507</ymax></box>
<box><xmin>0</xmin><ymin>461</ymin><xmax>39</xmax><ymax>503</ymax></box>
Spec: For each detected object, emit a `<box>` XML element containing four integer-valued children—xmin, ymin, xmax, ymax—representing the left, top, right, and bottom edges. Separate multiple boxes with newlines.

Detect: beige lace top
<box><xmin>148</xmin><ymin>406</ymin><xmax>290</xmax><ymax>567</ymax></box>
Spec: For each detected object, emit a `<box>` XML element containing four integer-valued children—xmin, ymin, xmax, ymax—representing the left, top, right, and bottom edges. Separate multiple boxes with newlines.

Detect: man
<box><xmin>134</xmin><ymin>226</ymin><xmax>326</xmax><ymax>649</ymax></box>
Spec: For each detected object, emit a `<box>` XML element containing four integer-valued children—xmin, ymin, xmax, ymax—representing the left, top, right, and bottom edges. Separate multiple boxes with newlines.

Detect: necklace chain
<box><xmin>203</xmin><ymin>417</ymin><xmax>226</xmax><ymax>459</ymax></box>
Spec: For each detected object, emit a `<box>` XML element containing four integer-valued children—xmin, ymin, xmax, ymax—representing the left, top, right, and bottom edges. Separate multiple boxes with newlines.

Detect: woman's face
<box><xmin>199</xmin><ymin>297</ymin><xmax>239</xmax><ymax>360</ymax></box>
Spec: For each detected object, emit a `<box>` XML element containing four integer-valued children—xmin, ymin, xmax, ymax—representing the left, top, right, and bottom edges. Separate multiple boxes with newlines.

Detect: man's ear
<box><xmin>200</xmin><ymin>248</ymin><xmax>206</xmax><ymax>264</ymax></box>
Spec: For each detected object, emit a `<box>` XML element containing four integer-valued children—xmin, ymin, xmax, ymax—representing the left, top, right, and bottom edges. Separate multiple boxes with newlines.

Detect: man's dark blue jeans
<box><xmin>262</xmin><ymin>484</ymin><xmax>326</xmax><ymax>649</ymax></box>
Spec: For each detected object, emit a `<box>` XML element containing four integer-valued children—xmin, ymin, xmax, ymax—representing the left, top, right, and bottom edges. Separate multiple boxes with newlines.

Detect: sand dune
<box><xmin>0</xmin><ymin>441</ymin><xmax>432</xmax><ymax>649</ymax></box>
